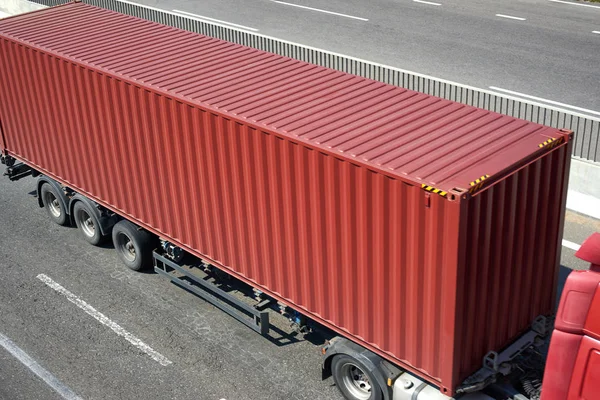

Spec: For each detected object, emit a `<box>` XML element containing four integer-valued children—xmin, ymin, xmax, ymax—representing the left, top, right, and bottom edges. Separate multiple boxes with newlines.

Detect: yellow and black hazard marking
<box><xmin>421</xmin><ymin>184</ymin><xmax>447</xmax><ymax>198</ymax></box>
<box><xmin>538</xmin><ymin>136</ymin><xmax>564</xmax><ymax>150</ymax></box>
<box><xmin>469</xmin><ymin>174</ymin><xmax>490</xmax><ymax>194</ymax></box>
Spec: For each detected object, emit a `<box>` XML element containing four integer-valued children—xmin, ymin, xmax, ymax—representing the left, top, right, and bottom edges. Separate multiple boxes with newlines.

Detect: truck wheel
<box><xmin>112</xmin><ymin>220</ymin><xmax>156</xmax><ymax>271</ymax></box>
<box><xmin>73</xmin><ymin>201</ymin><xmax>105</xmax><ymax>245</ymax></box>
<box><xmin>40</xmin><ymin>183</ymin><xmax>68</xmax><ymax>226</ymax></box>
<box><xmin>332</xmin><ymin>354</ymin><xmax>383</xmax><ymax>400</ymax></box>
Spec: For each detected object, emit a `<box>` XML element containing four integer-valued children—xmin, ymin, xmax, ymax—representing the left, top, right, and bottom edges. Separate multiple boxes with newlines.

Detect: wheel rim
<box><xmin>340</xmin><ymin>362</ymin><xmax>372</xmax><ymax>400</ymax></box>
<box><xmin>44</xmin><ymin>191</ymin><xmax>61</xmax><ymax>218</ymax></box>
<box><xmin>115</xmin><ymin>232</ymin><xmax>136</xmax><ymax>262</ymax></box>
<box><xmin>77</xmin><ymin>209</ymin><xmax>95</xmax><ymax>238</ymax></box>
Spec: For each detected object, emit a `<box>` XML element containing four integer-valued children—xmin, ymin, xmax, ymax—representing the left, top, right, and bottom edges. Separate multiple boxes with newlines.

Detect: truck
<box><xmin>0</xmin><ymin>2</ymin><xmax>597</xmax><ymax>399</ymax></box>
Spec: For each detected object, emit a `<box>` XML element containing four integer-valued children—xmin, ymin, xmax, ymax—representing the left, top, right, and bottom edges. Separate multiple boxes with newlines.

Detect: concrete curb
<box><xmin>567</xmin><ymin>191</ymin><xmax>600</xmax><ymax>220</ymax></box>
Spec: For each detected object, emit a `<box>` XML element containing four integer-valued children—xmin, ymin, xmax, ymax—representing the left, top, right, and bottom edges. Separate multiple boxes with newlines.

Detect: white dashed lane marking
<box><xmin>495</xmin><ymin>14</ymin><xmax>527</xmax><ymax>21</ymax></box>
<box><xmin>270</xmin><ymin>1</ymin><xmax>369</xmax><ymax>21</ymax></box>
<box><xmin>37</xmin><ymin>274</ymin><xmax>172</xmax><ymax>366</ymax></box>
<box><xmin>413</xmin><ymin>0</ymin><xmax>442</xmax><ymax>6</ymax></box>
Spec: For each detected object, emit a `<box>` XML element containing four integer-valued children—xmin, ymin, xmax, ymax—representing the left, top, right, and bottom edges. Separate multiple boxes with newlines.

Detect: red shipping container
<box><xmin>0</xmin><ymin>3</ymin><xmax>572</xmax><ymax>394</ymax></box>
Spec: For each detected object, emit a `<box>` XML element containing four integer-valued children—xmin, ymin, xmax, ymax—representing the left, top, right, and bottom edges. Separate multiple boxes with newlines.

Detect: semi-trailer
<box><xmin>0</xmin><ymin>3</ymin><xmax>594</xmax><ymax>399</ymax></box>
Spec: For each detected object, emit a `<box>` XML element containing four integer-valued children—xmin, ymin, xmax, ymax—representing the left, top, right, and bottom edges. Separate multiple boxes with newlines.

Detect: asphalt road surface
<box><xmin>130</xmin><ymin>0</ymin><xmax>600</xmax><ymax>115</ymax></box>
<box><xmin>0</xmin><ymin>177</ymin><xmax>342</xmax><ymax>400</ymax></box>
<box><xmin>1</xmin><ymin>1</ymin><xmax>600</xmax><ymax>398</ymax></box>
<box><xmin>1</xmin><ymin>2</ymin><xmax>598</xmax><ymax>399</ymax></box>
<box><xmin>0</xmin><ymin>171</ymin><xmax>598</xmax><ymax>400</ymax></box>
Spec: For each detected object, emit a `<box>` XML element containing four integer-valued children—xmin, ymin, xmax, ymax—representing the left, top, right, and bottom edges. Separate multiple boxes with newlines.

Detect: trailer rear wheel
<box><xmin>73</xmin><ymin>201</ymin><xmax>105</xmax><ymax>245</ymax></box>
<box><xmin>112</xmin><ymin>220</ymin><xmax>156</xmax><ymax>271</ymax></box>
<box><xmin>332</xmin><ymin>354</ymin><xmax>382</xmax><ymax>400</ymax></box>
<box><xmin>40</xmin><ymin>183</ymin><xmax>68</xmax><ymax>226</ymax></box>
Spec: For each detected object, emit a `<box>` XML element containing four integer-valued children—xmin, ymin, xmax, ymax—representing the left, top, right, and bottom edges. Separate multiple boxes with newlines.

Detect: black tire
<box><xmin>112</xmin><ymin>220</ymin><xmax>157</xmax><ymax>271</ymax></box>
<box><xmin>73</xmin><ymin>201</ymin><xmax>105</xmax><ymax>245</ymax></box>
<box><xmin>40</xmin><ymin>183</ymin><xmax>68</xmax><ymax>226</ymax></box>
<box><xmin>332</xmin><ymin>355</ymin><xmax>383</xmax><ymax>400</ymax></box>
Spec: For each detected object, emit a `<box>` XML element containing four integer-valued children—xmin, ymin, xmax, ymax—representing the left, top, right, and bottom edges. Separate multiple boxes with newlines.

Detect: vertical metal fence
<box><xmin>26</xmin><ymin>0</ymin><xmax>600</xmax><ymax>162</ymax></box>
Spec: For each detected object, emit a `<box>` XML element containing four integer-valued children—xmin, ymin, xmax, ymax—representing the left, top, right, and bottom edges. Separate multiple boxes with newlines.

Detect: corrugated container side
<box><xmin>453</xmin><ymin>143</ymin><xmax>571</xmax><ymax>386</ymax></box>
<box><xmin>0</xmin><ymin>8</ymin><xmax>573</xmax><ymax>393</ymax></box>
<box><xmin>0</xmin><ymin>36</ymin><xmax>466</xmax><ymax>389</ymax></box>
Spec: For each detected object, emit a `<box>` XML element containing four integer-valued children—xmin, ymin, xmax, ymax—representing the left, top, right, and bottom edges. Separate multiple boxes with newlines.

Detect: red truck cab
<box><xmin>542</xmin><ymin>232</ymin><xmax>600</xmax><ymax>400</ymax></box>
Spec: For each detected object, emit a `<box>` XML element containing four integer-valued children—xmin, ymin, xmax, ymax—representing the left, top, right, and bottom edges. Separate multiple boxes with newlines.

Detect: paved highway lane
<box><xmin>0</xmin><ymin>3</ymin><xmax>598</xmax><ymax>399</ymax></box>
<box><xmin>134</xmin><ymin>0</ymin><xmax>600</xmax><ymax>113</ymax></box>
<box><xmin>0</xmin><ymin>177</ymin><xmax>341</xmax><ymax>400</ymax></box>
<box><xmin>0</xmin><ymin>172</ymin><xmax>598</xmax><ymax>399</ymax></box>
<box><xmin>0</xmin><ymin>344</ymin><xmax>63</xmax><ymax>400</ymax></box>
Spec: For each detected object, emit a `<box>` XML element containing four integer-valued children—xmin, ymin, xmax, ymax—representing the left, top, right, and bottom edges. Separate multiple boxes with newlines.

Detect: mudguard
<box><xmin>322</xmin><ymin>336</ymin><xmax>401</xmax><ymax>400</ymax></box>
<box><xmin>37</xmin><ymin>176</ymin><xmax>69</xmax><ymax>214</ymax></box>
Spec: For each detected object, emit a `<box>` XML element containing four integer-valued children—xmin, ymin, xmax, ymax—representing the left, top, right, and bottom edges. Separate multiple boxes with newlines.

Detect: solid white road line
<box><xmin>549</xmin><ymin>0</ymin><xmax>600</xmax><ymax>9</ymax></box>
<box><xmin>413</xmin><ymin>0</ymin><xmax>442</xmax><ymax>6</ymax></box>
<box><xmin>562</xmin><ymin>239</ymin><xmax>581</xmax><ymax>252</ymax></box>
<box><xmin>172</xmin><ymin>9</ymin><xmax>259</xmax><ymax>31</ymax></box>
<box><xmin>270</xmin><ymin>1</ymin><xmax>369</xmax><ymax>21</ymax></box>
<box><xmin>495</xmin><ymin>14</ymin><xmax>527</xmax><ymax>21</ymax></box>
<box><xmin>36</xmin><ymin>274</ymin><xmax>172</xmax><ymax>367</ymax></box>
<box><xmin>593</xmin><ymin>31</ymin><xmax>600</xmax><ymax>35</ymax></box>
<box><xmin>489</xmin><ymin>86</ymin><xmax>600</xmax><ymax>117</ymax></box>
<box><xmin>0</xmin><ymin>332</ymin><xmax>83</xmax><ymax>400</ymax></box>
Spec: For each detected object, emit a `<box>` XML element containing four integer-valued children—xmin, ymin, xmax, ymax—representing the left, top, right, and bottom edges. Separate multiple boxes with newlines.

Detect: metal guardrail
<box><xmin>28</xmin><ymin>0</ymin><xmax>600</xmax><ymax>162</ymax></box>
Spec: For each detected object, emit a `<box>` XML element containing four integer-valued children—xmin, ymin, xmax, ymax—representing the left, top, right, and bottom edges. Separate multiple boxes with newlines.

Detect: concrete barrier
<box><xmin>0</xmin><ymin>0</ymin><xmax>45</xmax><ymax>15</ymax></box>
<box><xmin>568</xmin><ymin>159</ymin><xmax>600</xmax><ymax>219</ymax></box>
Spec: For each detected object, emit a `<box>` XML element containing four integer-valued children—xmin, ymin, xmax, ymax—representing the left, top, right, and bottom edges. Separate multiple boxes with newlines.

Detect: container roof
<box><xmin>0</xmin><ymin>3</ymin><xmax>566</xmax><ymax>193</ymax></box>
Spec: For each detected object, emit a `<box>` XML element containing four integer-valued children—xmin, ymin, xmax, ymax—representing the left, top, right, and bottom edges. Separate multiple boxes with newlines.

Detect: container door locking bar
<box><xmin>153</xmin><ymin>251</ymin><xmax>270</xmax><ymax>336</ymax></box>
